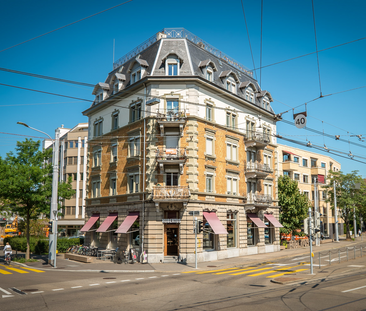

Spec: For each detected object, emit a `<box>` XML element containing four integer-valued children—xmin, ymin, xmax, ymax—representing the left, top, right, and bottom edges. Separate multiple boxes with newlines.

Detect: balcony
<box><xmin>245</xmin><ymin>193</ymin><xmax>272</xmax><ymax>209</ymax></box>
<box><xmin>156</xmin><ymin>109</ymin><xmax>187</xmax><ymax>136</ymax></box>
<box><xmin>245</xmin><ymin>132</ymin><xmax>270</xmax><ymax>148</ymax></box>
<box><xmin>245</xmin><ymin>162</ymin><xmax>273</xmax><ymax>179</ymax></box>
<box><xmin>282</xmin><ymin>160</ymin><xmax>300</xmax><ymax>172</ymax></box>
<box><xmin>311</xmin><ymin>166</ymin><xmax>326</xmax><ymax>175</ymax></box>
<box><xmin>152</xmin><ymin>186</ymin><xmax>190</xmax><ymax>207</ymax></box>
<box><xmin>156</xmin><ymin>147</ymin><xmax>187</xmax><ymax>174</ymax></box>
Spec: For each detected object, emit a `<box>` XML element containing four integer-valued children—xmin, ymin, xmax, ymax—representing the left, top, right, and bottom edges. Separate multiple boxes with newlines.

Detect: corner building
<box><xmin>82</xmin><ymin>28</ymin><xmax>282</xmax><ymax>263</ymax></box>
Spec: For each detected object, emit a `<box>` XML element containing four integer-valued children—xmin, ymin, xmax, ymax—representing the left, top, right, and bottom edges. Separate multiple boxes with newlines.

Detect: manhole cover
<box><xmin>207</xmin><ymin>266</ymin><xmax>217</xmax><ymax>267</ymax></box>
<box><xmin>103</xmin><ymin>278</ymin><xmax>116</xmax><ymax>280</ymax></box>
<box><xmin>21</xmin><ymin>289</ymin><xmax>38</xmax><ymax>292</ymax></box>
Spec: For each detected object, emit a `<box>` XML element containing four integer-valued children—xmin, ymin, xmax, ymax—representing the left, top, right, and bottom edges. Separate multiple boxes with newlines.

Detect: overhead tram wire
<box><xmin>260</xmin><ymin>0</ymin><xmax>263</xmax><ymax>87</ymax></box>
<box><xmin>0</xmin><ymin>0</ymin><xmax>134</xmax><ymax>54</ymax></box>
<box><xmin>240</xmin><ymin>0</ymin><xmax>257</xmax><ymax>80</ymax></box>
<box><xmin>311</xmin><ymin>0</ymin><xmax>323</xmax><ymax>97</ymax></box>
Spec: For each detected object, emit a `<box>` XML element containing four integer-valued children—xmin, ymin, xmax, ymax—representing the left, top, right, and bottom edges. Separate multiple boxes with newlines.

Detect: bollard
<box><xmin>329</xmin><ymin>250</ymin><xmax>331</xmax><ymax>265</ymax></box>
<box><xmin>354</xmin><ymin>247</ymin><xmax>356</xmax><ymax>259</ymax></box>
<box><xmin>319</xmin><ymin>252</ymin><xmax>321</xmax><ymax>269</ymax></box>
<box><xmin>347</xmin><ymin>248</ymin><xmax>349</xmax><ymax>261</ymax></box>
<box><xmin>339</xmin><ymin>249</ymin><xmax>341</xmax><ymax>263</ymax></box>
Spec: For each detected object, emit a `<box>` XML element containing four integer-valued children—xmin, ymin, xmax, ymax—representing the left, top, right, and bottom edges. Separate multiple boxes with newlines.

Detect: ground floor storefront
<box><xmin>57</xmin><ymin>220</ymin><xmax>85</xmax><ymax>237</ymax></box>
<box><xmin>82</xmin><ymin>201</ymin><xmax>282</xmax><ymax>263</ymax></box>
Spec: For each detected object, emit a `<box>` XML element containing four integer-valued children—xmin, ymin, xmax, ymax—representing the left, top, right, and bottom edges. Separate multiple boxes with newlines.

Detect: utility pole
<box><xmin>314</xmin><ymin>177</ymin><xmax>320</xmax><ymax>246</ymax></box>
<box><xmin>309</xmin><ymin>207</ymin><xmax>313</xmax><ymax>274</ymax></box>
<box><xmin>354</xmin><ymin>207</ymin><xmax>357</xmax><ymax>239</ymax></box>
<box><xmin>194</xmin><ymin>217</ymin><xmax>197</xmax><ymax>269</ymax></box>
<box><xmin>334</xmin><ymin>181</ymin><xmax>339</xmax><ymax>242</ymax></box>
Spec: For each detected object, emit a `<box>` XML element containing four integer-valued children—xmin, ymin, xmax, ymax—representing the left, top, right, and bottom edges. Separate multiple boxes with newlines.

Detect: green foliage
<box><xmin>12</xmin><ymin>257</ymin><xmax>38</xmax><ymax>263</ymax></box>
<box><xmin>35</xmin><ymin>239</ymin><xmax>49</xmax><ymax>254</ymax></box>
<box><xmin>5</xmin><ymin>236</ymin><xmax>38</xmax><ymax>253</ymax></box>
<box><xmin>278</xmin><ymin>175</ymin><xmax>310</xmax><ymax>233</ymax></box>
<box><xmin>0</xmin><ymin>139</ymin><xmax>75</xmax><ymax>258</ymax></box>
<box><xmin>57</xmin><ymin>238</ymin><xmax>81</xmax><ymax>253</ymax></box>
<box><xmin>323</xmin><ymin>170</ymin><xmax>366</xmax><ymax>239</ymax></box>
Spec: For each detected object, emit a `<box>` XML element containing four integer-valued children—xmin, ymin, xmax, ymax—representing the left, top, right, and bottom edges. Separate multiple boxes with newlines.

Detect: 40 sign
<box><xmin>294</xmin><ymin>113</ymin><xmax>307</xmax><ymax>129</ymax></box>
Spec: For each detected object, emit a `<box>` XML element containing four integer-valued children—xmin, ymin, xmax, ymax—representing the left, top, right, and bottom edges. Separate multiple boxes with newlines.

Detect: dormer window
<box><xmin>165</xmin><ymin>55</ymin><xmax>180</xmax><ymax>76</ymax></box>
<box><xmin>128</xmin><ymin>57</ymin><xmax>148</xmax><ymax>85</ymax></box>
<box><xmin>96</xmin><ymin>93</ymin><xmax>103</xmax><ymax>103</ymax></box>
<box><xmin>219</xmin><ymin>71</ymin><xmax>239</xmax><ymax>94</ymax></box>
<box><xmin>111</xmin><ymin>73</ymin><xmax>125</xmax><ymax>95</ymax></box>
<box><xmin>226</xmin><ymin>77</ymin><xmax>236</xmax><ymax>94</ymax></box>
<box><xmin>113</xmin><ymin>83</ymin><xmax>119</xmax><ymax>94</ymax></box>
<box><xmin>92</xmin><ymin>82</ymin><xmax>109</xmax><ymax>105</ymax></box>
<box><xmin>168</xmin><ymin>63</ymin><xmax>178</xmax><ymax>76</ymax></box>
<box><xmin>199</xmin><ymin>60</ymin><xmax>217</xmax><ymax>82</ymax></box>
<box><xmin>245</xmin><ymin>87</ymin><xmax>254</xmax><ymax>103</ymax></box>
<box><xmin>206</xmin><ymin>68</ymin><xmax>213</xmax><ymax>81</ymax></box>
<box><xmin>263</xmin><ymin>98</ymin><xmax>270</xmax><ymax>110</ymax></box>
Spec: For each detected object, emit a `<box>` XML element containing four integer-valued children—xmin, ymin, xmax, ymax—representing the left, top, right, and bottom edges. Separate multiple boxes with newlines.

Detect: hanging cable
<box><xmin>311</xmin><ymin>0</ymin><xmax>322</xmax><ymax>97</ymax></box>
<box><xmin>260</xmin><ymin>0</ymin><xmax>264</xmax><ymax>86</ymax></box>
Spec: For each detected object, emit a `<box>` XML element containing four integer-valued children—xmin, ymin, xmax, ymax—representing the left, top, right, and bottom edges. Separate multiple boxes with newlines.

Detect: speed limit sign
<box><xmin>294</xmin><ymin>114</ymin><xmax>307</xmax><ymax>129</ymax></box>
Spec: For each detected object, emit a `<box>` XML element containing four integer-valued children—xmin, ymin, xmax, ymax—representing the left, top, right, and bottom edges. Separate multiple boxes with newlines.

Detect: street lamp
<box><xmin>17</xmin><ymin>122</ymin><xmax>60</xmax><ymax>268</ymax></box>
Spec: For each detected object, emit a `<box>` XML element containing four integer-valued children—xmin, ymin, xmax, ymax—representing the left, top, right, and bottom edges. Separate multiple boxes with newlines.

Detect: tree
<box><xmin>0</xmin><ymin>139</ymin><xmax>74</xmax><ymax>259</ymax></box>
<box><xmin>278</xmin><ymin>175</ymin><xmax>310</xmax><ymax>234</ymax></box>
<box><xmin>323</xmin><ymin>170</ymin><xmax>366</xmax><ymax>240</ymax></box>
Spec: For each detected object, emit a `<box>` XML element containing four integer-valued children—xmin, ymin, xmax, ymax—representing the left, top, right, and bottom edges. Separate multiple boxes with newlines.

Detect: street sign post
<box><xmin>294</xmin><ymin>114</ymin><xmax>307</xmax><ymax>129</ymax></box>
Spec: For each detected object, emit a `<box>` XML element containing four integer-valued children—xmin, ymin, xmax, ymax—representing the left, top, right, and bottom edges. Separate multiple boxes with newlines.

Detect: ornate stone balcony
<box><xmin>156</xmin><ymin>147</ymin><xmax>186</xmax><ymax>174</ymax></box>
<box><xmin>156</xmin><ymin>109</ymin><xmax>187</xmax><ymax>137</ymax></box>
<box><xmin>152</xmin><ymin>186</ymin><xmax>190</xmax><ymax>206</ymax></box>
<box><xmin>245</xmin><ymin>161</ymin><xmax>273</xmax><ymax>179</ymax></box>
<box><xmin>245</xmin><ymin>193</ymin><xmax>272</xmax><ymax>210</ymax></box>
<box><xmin>245</xmin><ymin>132</ymin><xmax>270</xmax><ymax>148</ymax></box>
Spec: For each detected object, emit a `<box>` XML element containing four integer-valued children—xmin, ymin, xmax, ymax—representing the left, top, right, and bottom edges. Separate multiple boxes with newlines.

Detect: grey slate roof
<box><xmin>198</xmin><ymin>59</ymin><xmax>217</xmax><ymax>70</ymax></box>
<box><xmin>114</xmin><ymin>73</ymin><xmax>126</xmax><ymax>81</ymax></box>
<box><xmin>92</xmin><ymin>82</ymin><xmax>110</xmax><ymax>95</ymax></box>
<box><xmin>136</xmin><ymin>58</ymin><xmax>149</xmax><ymax>67</ymax></box>
<box><xmin>239</xmin><ymin>81</ymin><xmax>257</xmax><ymax>91</ymax></box>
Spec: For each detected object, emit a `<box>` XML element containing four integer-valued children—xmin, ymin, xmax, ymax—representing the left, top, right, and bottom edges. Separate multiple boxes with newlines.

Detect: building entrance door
<box><xmin>164</xmin><ymin>224</ymin><xmax>179</xmax><ymax>256</ymax></box>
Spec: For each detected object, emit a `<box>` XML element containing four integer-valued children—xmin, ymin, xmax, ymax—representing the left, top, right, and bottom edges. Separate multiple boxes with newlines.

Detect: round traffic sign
<box><xmin>294</xmin><ymin>114</ymin><xmax>307</xmax><ymax>129</ymax></box>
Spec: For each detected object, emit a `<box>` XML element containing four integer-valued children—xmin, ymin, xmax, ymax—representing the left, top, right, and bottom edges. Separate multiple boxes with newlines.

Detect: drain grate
<box><xmin>10</xmin><ymin>288</ymin><xmax>27</xmax><ymax>295</ymax></box>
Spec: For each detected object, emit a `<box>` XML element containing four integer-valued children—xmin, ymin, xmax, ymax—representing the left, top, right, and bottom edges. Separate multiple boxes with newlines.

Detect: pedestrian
<box><xmin>3</xmin><ymin>242</ymin><xmax>12</xmax><ymax>256</ymax></box>
<box><xmin>359</xmin><ymin>229</ymin><xmax>362</xmax><ymax>236</ymax></box>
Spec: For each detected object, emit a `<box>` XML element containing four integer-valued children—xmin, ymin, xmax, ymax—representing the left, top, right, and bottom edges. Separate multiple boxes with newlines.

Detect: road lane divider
<box><xmin>266</xmin><ymin>268</ymin><xmax>308</xmax><ymax>278</ymax></box>
<box><xmin>231</xmin><ymin>267</ymin><xmax>272</xmax><ymax>276</ymax></box>
<box><xmin>215</xmin><ymin>267</ymin><xmax>257</xmax><ymax>275</ymax></box>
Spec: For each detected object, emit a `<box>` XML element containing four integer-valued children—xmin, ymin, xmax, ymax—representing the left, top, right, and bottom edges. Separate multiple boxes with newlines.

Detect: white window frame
<box><xmin>110</xmin><ymin>177</ymin><xmax>117</xmax><ymax>196</ymax></box>
<box><xmin>206</xmin><ymin>173</ymin><xmax>214</xmax><ymax>193</ymax></box>
<box><xmin>129</xmin><ymin>136</ymin><xmax>140</xmax><ymax>157</ymax></box>
<box><xmin>92</xmin><ymin>179</ymin><xmax>101</xmax><ymax>198</ymax></box>
<box><xmin>130</xmin><ymin>102</ymin><xmax>142</xmax><ymax>123</ymax></box>
<box><xmin>303</xmin><ymin>173</ymin><xmax>309</xmax><ymax>184</ymax></box>
<box><xmin>226</xmin><ymin>143</ymin><xmax>238</xmax><ymax>162</ymax></box>
<box><xmin>165</xmin><ymin>55</ymin><xmax>180</xmax><ymax>76</ymax></box>
<box><xmin>206</xmin><ymin>104</ymin><xmax>213</xmax><ymax>121</ymax></box>
<box><xmin>93</xmin><ymin>149</ymin><xmax>101</xmax><ymax>167</ymax></box>
<box><xmin>226</xmin><ymin>112</ymin><xmax>237</xmax><ymax>130</ymax></box>
<box><xmin>111</xmin><ymin>143</ymin><xmax>117</xmax><ymax>163</ymax></box>
<box><xmin>245</xmin><ymin>87</ymin><xmax>254</xmax><ymax>103</ymax></box>
<box><xmin>128</xmin><ymin>173</ymin><xmax>139</xmax><ymax>194</ymax></box>
<box><xmin>112</xmin><ymin>112</ymin><xmax>119</xmax><ymax>130</ymax></box>
<box><xmin>206</xmin><ymin>67</ymin><xmax>213</xmax><ymax>81</ymax></box>
<box><xmin>226</xmin><ymin>176</ymin><xmax>238</xmax><ymax>195</ymax></box>
<box><xmin>93</xmin><ymin>119</ymin><xmax>103</xmax><ymax>137</ymax></box>
<box><xmin>206</xmin><ymin>136</ymin><xmax>214</xmax><ymax>155</ymax></box>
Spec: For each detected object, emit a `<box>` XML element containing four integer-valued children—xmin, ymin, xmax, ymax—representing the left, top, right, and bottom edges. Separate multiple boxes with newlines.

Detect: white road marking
<box><xmin>71</xmin><ymin>286</ymin><xmax>82</xmax><ymax>289</ymax></box>
<box><xmin>89</xmin><ymin>284</ymin><xmax>99</xmax><ymax>286</ymax></box>
<box><xmin>304</xmin><ymin>264</ymin><xmax>327</xmax><ymax>267</ymax></box>
<box><xmin>135</xmin><ymin>278</ymin><xmax>144</xmax><ymax>280</ymax></box>
<box><xmin>342</xmin><ymin>285</ymin><xmax>366</xmax><ymax>293</ymax></box>
<box><xmin>271</xmin><ymin>264</ymin><xmax>290</xmax><ymax>266</ymax></box>
<box><xmin>2</xmin><ymin>295</ymin><xmax>14</xmax><ymax>298</ymax></box>
<box><xmin>52</xmin><ymin>288</ymin><xmax>64</xmax><ymax>291</ymax></box>
<box><xmin>0</xmin><ymin>288</ymin><xmax>12</xmax><ymax>295</ymax></box>
<box><xmin>149</xmin><ymin>276</ymin><xmax>157</xmax><ymax>278</ymax></box>
<box><xmin>161</xmin><ymin>275</ymin><xmax>169</xmax><ymax>277</ymax></box>
<box><xmin>325</xmin><ymin>256</ymin><xmax>347</xmax><ymax>262</ymax></box>
<box><xmin>173</xmin><ymin>273</ymin><xmax>180</xmax><ymax>275</ymax></box>
<box><xmin>31</xmin><ymin>291</ymin><xmax>44</xmax><ymax>294</ymax></box>
<box><xmin>348</xmin><ymin>265</ymin><xmax>365</xmax><ymax>268</ymax></box>
<box><xmin>121</xmin><ymin>280</ymin><xmax>130</xmax><ymax>282</ymax></box>
<box><xmin>291</xmin><ymin>256</ymin><xmax>308</xmax><ymax>261</ymax></box>
<box><xmin>106</xmin><ymin>281</ymin><xmax>116</xmax><ymax>284</ymax></box>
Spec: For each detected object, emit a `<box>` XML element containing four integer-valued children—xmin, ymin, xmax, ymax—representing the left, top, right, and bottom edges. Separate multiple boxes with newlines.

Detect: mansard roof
<box><xmin>198</xmin><ymin>59</ymin><xmax>217</xmax><ymax>71</ymax></box>
<box><xmin>92</xmin><ymin>83</ymin><xmax>109</xmax><ymax>95</ymax></box>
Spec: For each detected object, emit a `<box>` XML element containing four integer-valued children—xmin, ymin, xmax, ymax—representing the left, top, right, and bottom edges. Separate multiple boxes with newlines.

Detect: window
<box><xmin>112</xmin><ymin>112</ymin><xmax>119</xmax><ymax>130</ymax></box>
<box><xmin>226</xmin><ymin>112</ymin><xmax>236</xmax><ymax>130</ymax></box>
<box><xmin>203</xmin><ymin>218</ymin><xmax>215</xmax><ymax>250</ymax></box>
<box><xmin>321</xmin><ymin>162</ymin><xmax>326</xmax><ymax>168</ymax></box>
<box><xmin>136</xmin><ymin>70</ymin><xmax>141</xmax><ymax>80</ymax></box>
<box><xmin>113</xmin><ymin>83</ymin><xmax>119</xmax><ymax>94</ymax></box>
<box><xmin>247</xmin><ymin>150</ymin><xmax>256</xmax><ymax>163</ymax></box>
<box><xmin>69</xmin><ymin>141</ymin><xmax>74</xmax><ymax>148</ymax></box>
<box><xmin>226</xmin><ymin>77</ymin><xmax>236</xmax><ymax>94</ymax></box>
<box><xmin>283</xmin><ymin>171</ymin><xmax>290</xmax><ymax>177</ymax></box>
<box><xmin>93</xmin><ymin>149</ymin><xmax>101</xmax><ymax>167</ymax></box>
<box><xmin>166</xmin><ymin>172</ymin><xmax>179</xmax><ymax>186</ymax></box>
<box><xmin>130</xmin><ymin>217</ymin><xmax>140</xmax><ymax>247</ymax></box>
<box><xmin>168</xmin><ymin>64</ymin><xmax>178</xmax><ymax>76</ymax></box>
<box><xmin>246</xmin><ymin>120</ymin><xmax>255</xmax><ymax>139</ymax></box>
<box><xmin>110</xmin><ymin>177</ymin><xmax>117</xmax><ymax>196</ymax></box>
<box><xmin>206</xmin><ymin>174</ymin><xmax>213</xmax><ymax>193</ymax></box>
<box><xmin>111</xmin><ymin>144</ymin><xmax>117</xmax><ymax>162</ymax></box>
<box><xmin>303</xmin><ymin>174</ymin><xmax>309</xmax><ymax>183</ymax></box>
<box><xmin>294</xmin><ymin>173</ymin><xmax>300</xmax><ymax>181</ymax></box>
<box><xmin>322</xmin><ymin>191</ymin><xmax>326</xmax><ymax>200</ymax></box>
<box><xmin>128</xmin><ymin>173</ymin><xmax>139</xmax><ymax>193</ymax></box>
<box><xmin>264</xmin><ymin>220</ymin><xmax>273</xmax><ymax>245</ymax></box>
<box><xmin>304</xmin><ymin>191</ymin><xmax>309</xmax><ymax>198</ymax></box>
<box><xmin>131</xmin><ymin>73</ymin><xmax>136</xmax><ymax>84</ymax></box>
<box><xmin>206</xmin><ymin>69</ymin><xmax>213</xmax><ymax>81</ymax></box>
<box><xmin>226</xmin><ymin>176</ymin><xmax>238</xmax><ymax>195</ymax></box>
<box><xmin>166</xmin><ymin>100</ymin><xmax>179</xmax><ymax>120</ymax></box>
<box><xmin>294</xmin><ymin>156</ymin><xmax>299</xmax><ymax>163</ymax></box>
<box><xmin>92</xmin><ymin>179</ymin><xmax>101</xmax><ymax>198</ymax></box>
<box><xmin>80</xmin><ymin>156</ymin><xmax>84</xmax><ymax>165</ymax></box>
<box><xmin>130</xmin><ymin>102</ymin><xmax>141</xmax><ymax>123</ymax></box>
<box><xmin>73</xmin><ymin>156</ymin><xmax>77</xmax><ymax>165</ymax></box>
<box><xmin>263</xmin><ymin>128</ymin><xmax>271</xmax><ymax>142</ymax></box>
<box><xmin>68</xmin><ymin>157</ymin><xmax>73</xmax><ymax>165</ymax></box>
<box><xmin>245</xmin><ymin>88</ymin><xmax>254</xmax><ymax>103</ymax></box>
<box><xmin>303</xmin><ymin>158</ymin><xmax>308</xmax><ymax>167</ymax></box>
<box><xmin>93</xmin><ymin>120</ymin><xmax>103</xmax><ymax>137</ymax></box>
<box><xmin>227</xmin><ymin>213</ymin><xmax>236</xmax><ymax>248</ymax></box>
<box><xmin>129</xmin><ymin>137</ymin><xmax>140</xmax><ymax>157</ymax></box>
<box><xmin>263</xmin><ymin>98</ymin><xmax>270</xmax><ymax>110</ymax></box>
<box><xmin>226</xmin><ymin>143</ymin><xmax>238</xmax><ymax>162</ymax></box>
<box><xmin>311</xmin><ymin>159</ymin><xmax>317</xmax><ymax>168</ymax></box>
<box><xmin>247</xmin><ymin>218</ymin><xmax>256</xmax><ymax>246</ymax></box>
<box><xmin>206</xmin><ymin>137</ymin><xmax>213</xmax><ymax>155</ymax></box>
<box><xmin>206</xmin><ymin>104</ymin><xmax>213</xmax><ymax>121</ymax></box>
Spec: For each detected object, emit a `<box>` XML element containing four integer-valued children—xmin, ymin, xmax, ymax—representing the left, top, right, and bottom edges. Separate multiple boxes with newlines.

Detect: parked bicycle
<box><xmin>4</xmin><ymin>252</ymin><xmax>11</xmax><ymax>265</ymax></box>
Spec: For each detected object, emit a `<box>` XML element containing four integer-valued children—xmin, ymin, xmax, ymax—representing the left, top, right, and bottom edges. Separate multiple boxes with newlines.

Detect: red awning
<box><xmin>96</xmin><ymin>213</ymin><xmax>118</xmax><ymax>233</ymax></box>
<box><xmin>247</xmin><ymin>213</ymin><xmax>267</xmax><ymax>228</ymax></box>
<box><xmin>264</xmin><ymin>214</ymin><xmax>283</xmax><ymax>228</ymax></box>
<box><xmin>203</xmin><ymin>212</ymin><xmax>228</xmax><ymax>234</ymax></box>
<box><xmin>318</xmin><ymin>174</ymin><xmax>325</xmax><ymax>184</ymax></box>
<box><xmin>115</xmin><ymin>212</ymin><xmax>139</xmax><ymax>234</ymax></box>
<box><xmin>80</xmin><ymin>214</ymin><xmax>100</xmax><ymax>232</ymax></box>
<box><xmin>283</xmin><ymin>150</ymin><xmax>298</xmax><ymax>156</ymax></box>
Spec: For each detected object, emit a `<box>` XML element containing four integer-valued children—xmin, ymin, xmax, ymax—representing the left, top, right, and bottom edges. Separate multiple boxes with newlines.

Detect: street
<box><xmin>1</xmin><ymin>254</ymin><xmax>366</xmax><ymax>310</ymax></box>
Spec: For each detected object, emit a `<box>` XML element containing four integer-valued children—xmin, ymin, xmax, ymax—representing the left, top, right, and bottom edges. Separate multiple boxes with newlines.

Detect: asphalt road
<box><xmin>1</xmin><ymin>256</ymin><xmax>366</xmax><ymax>311</ymax></box>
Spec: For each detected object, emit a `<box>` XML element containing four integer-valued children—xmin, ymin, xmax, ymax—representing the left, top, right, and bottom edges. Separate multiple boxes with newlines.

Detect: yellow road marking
<box><xmin>18</xmin><ymin>267</ymin><xmax>45</xmax><ymax>273</ymax></box>
<box><xmin>196</xmin><ymin>268</ymin><xmax>238</xmax><ymax>274</ymax></box>
<box><xmin>0</xmin><ymin>269</ymin><xmax>12</xmax><ymax>275</ymax></box>
<box><xmin>215</xmin><ymin>267</ymin><xmax>257</xmax><ymax>275</ymax></box>
<box><xmin>0</xmin><ymin>264</ymin><xmax>29</xmax><ymax>274</ymax></box>
<box><xmin>266</xmin><ymin>268</ymin><xmax>308</xmax><ymax>278</ymax></box>
<box><xmin>248</xmin><ymin>265</ymin><xmax>301</xmax><ymax>277</ymax></box>
<box><xmin>231</xmin><ymin>267</ymin><xmax>272</xmax><ymax>276</ymax></box>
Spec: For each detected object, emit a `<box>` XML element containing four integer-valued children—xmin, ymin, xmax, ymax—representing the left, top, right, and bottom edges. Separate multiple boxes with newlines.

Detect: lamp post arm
<box><xmin>27</xmin><ymin>126</ymin><xmax>53</xmax><ymax>141</ymax></box>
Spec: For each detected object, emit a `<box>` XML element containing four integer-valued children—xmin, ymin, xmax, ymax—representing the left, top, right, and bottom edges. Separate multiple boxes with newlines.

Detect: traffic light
<box><xmin>48</xmin><ymin>221</ymin><xmax>54</xmax><ymax>234</ymax></box>
<box><xmin>198</xmin><ymin>221</ymin><xmax>203</xmax><ymax>233</ymax></box>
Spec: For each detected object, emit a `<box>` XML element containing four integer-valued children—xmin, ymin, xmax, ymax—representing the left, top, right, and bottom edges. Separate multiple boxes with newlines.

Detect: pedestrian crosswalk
<box><xmin>183</xmin><ymin>263</ymin><xmax>309</xmax><ymax>279</ymax></box>
<box><xmin>0</xmin><ymin>264</ymin><xmax>44</xmax><ymax>275</ymax></box>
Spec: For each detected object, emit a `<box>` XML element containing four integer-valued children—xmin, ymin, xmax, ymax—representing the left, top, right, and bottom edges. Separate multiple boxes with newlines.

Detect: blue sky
<box><xmin>1</xmin><ymin>0</ymin><xmax>365</xmax><ymax>177</ymax></box>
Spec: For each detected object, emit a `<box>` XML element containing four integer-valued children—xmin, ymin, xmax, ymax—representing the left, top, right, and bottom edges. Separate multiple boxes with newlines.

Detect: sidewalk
<box><xmin>9</xmin><ymin>237</ymin><xmax>366</xmax><ymax>274</ymax></box>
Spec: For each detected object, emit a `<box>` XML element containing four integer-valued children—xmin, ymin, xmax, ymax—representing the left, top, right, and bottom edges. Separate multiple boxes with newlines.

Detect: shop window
<box><xmin>247</xmin><ymin>218</ymin><xmax>256</xmax><ymax>246</ymax></box>
<box><xmin>110</xmin><ymin>218</ymin><xmax>118</xmax><ymax>248</ymax></box>
<box><xmin>202</xmin><ymin>218</ymin><xmax>215</xmax><ymax>250</ymax></box>
<box><xmin>130</xmin><ymin>218</ymin><xmax>140</xmax><ymax>248</ymax></box>
<box><xmin>264</xmin><ymin>220</ymin><xmax>273</xmax><ymax>244</ymax></box>
<box><xmin>227</xmin><ymin>213</ymin><xmax>236</xmax><ymax>248</ymax></box>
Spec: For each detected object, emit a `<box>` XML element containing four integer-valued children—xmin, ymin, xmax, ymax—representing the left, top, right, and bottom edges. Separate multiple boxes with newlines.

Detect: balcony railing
<box><xmin>246</xmin><ymin>162</ymin><xmax>273</xmax><ymax>174</ymax></box>
<box><xmin>156</xmin><ymin>109</ymin><xmax>187</xmax><ymax>122</ymax></box>
<box><xmin>156</xmin><ymin>147</ymin><xmax>186</xmax><ymax>161</ymax></box>
<box><xmin>247</xmin><ymin>193</ymin><xmax>272</xmax><ymax>205</ymax></box>
<box><xmin>152</xmin><ymin>186</ymin><xmax>190</xmax><ymax>201</ymax></box>
<box><xmin>246</xmin><ymin>132</ymin><xmax>271</xmax><ymax>145</ymax></box>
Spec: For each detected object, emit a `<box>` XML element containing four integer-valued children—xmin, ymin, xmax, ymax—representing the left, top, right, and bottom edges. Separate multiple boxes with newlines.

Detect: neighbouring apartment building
<box><xmin>276</xmin><ymin>144</ymin><xmax>343</xmax><ymax>238</ymax></box>
<box><xmin>44</xmin><ymin>123</ymin><xmax>89</xmax><ymax>236</ymax></box>
<box><xmin>81</xmin><ymin>28</ymin><xmax>283</xmax><ymax>263</ymax></box>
